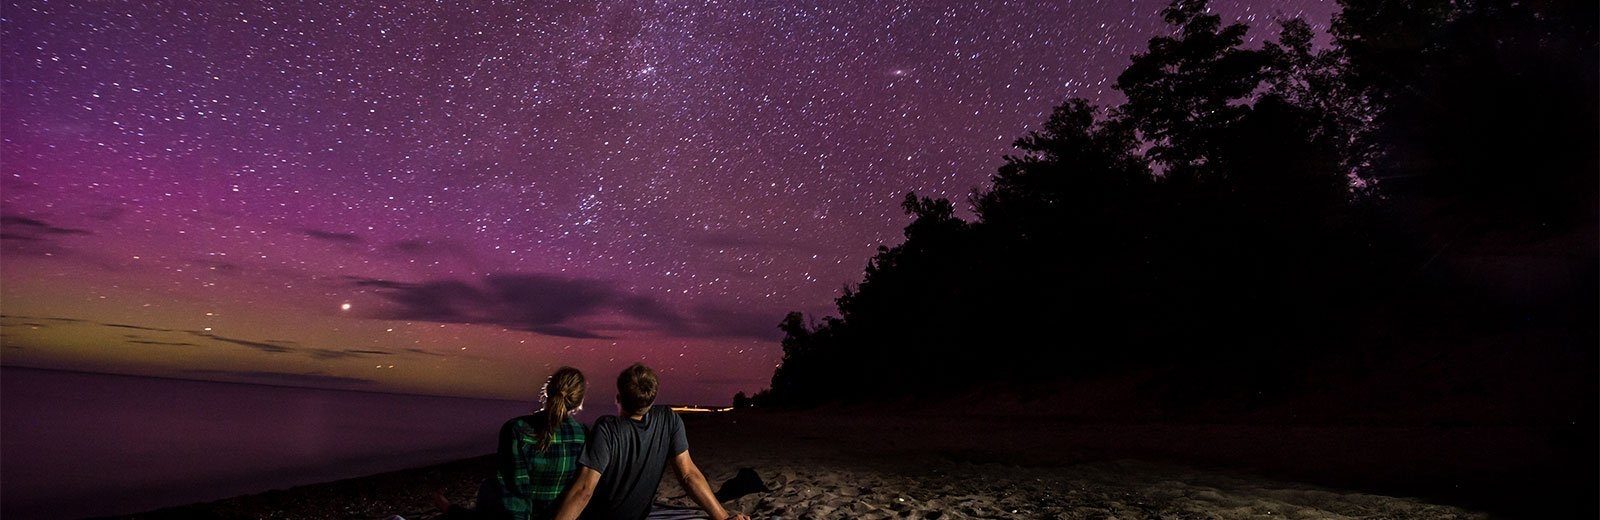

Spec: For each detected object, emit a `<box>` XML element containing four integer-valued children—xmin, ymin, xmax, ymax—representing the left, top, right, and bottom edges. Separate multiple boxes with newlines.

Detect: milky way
<box><xmin>1</xmin><ymin>0</ymin><xmax>1333</xmax><ymax>403</ymax></box>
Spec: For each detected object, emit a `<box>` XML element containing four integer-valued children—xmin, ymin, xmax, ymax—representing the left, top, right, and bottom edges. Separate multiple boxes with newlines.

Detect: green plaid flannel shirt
<box><xmin>491</xmin><ymin>413</ymin><xmax>586</xmax><ymax>520</ymax></box>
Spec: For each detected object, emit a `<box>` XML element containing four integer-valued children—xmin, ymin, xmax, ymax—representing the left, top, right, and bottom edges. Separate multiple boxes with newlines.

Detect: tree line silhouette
<box><xmin>747</xmin><ymin>0</ymin><xmax>1597</xmax><ymax>415</ymax></box>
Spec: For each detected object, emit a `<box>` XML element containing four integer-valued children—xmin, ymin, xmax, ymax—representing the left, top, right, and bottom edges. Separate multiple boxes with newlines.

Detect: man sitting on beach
<box><xmin>551</xmin><ymin>363</ymin><xmax>748</xmax><ymax>520</ymax></box>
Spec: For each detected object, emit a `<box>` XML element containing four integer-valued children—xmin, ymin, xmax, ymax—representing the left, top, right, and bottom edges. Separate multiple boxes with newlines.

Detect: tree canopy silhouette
<box><xmin>749</xmin><ymin>0</ymin><xmax>1597</xmax><ymax>417</ymax></box>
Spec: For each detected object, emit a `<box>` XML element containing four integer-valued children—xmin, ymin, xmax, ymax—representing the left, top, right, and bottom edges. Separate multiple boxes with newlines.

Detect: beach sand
<box><xmin>664</xmin><ymin>460</ymin><xmax>1480</xmax><ymax>519</ymax></box>
<box><xmin>649</xmin><ymin>412</ymin><xmax>1500</xmax><ymax>519</ymax></box>
<box><xmin>130</xmin><ymin>408</ymin><xmax>1546</xmax><ymax>519</ymax></box>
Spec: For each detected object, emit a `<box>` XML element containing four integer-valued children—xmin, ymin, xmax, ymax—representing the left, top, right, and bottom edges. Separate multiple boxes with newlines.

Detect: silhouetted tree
<box><xmin>752</xmin><ymin>0</ymin><xmax>1597</xmax><ymax>421</ymax></box>
<box><xmin>1116</xmin><ymin>0</ymin><xmax>1268</xmax><ymax>183</ymax></box>
<box><xmin>1336</xmin><ymin>0</ymin><xmax>1598</xmax><ymax>234</ymax></box>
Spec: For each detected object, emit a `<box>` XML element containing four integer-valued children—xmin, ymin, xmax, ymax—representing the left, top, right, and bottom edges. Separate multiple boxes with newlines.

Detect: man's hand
<box><xmin>671</xmin><ymin>450</ymin><xmax>741</xmax><ymax>520</ymax></box>
<box><xmin>711</xmin><ymin>510</ymin><xmax>751</xmax><ymax>520</ymax></box>
<box><xmin>551</xmin><ymin>466</ymin><xmax>601</xmax><ymax>520</ymax></box>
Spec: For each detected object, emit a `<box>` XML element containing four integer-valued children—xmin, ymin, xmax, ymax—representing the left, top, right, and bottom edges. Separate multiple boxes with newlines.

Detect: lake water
<box><xmin>0</xmin><ymin>367</ymin><xmax>533</xmax><ymax>519</ymax></box>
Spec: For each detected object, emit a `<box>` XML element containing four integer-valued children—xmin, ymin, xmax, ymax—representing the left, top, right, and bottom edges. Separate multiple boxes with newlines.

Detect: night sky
<box><xmin>1</xmin><ymin>0</ymin><xmax>1333</xmax><ymax>404</ymax></box>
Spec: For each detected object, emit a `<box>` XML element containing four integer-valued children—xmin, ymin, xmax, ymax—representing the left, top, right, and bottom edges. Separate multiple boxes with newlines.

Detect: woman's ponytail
<box><xmin>537</xmin><ymin>366</ymin><xmax>586</xmax><ymax>451</ymax></box>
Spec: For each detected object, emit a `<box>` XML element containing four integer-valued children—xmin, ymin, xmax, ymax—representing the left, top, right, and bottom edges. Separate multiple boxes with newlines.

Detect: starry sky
<box><xmin>0</xmin><ymin>0</ymin><xmax>1334</xmax><ymax>404</ymax></box>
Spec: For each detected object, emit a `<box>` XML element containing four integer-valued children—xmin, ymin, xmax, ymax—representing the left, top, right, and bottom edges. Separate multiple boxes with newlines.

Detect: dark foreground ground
<box><xmin>127</xmin><ymin>408</ymin><xmax>1591</xmax><ymax>519</ymax></box>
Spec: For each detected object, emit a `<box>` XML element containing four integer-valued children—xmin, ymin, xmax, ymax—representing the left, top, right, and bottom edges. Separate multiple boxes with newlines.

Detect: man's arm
<box><xmin>551</xmin><ymin>467</ymin><xmax>601</xmax><ymax>520</ymax></box>
<box><xmin>670</xmin><ymin>450</ymin><xmax>748</xmax><ymax>520</ymax></box>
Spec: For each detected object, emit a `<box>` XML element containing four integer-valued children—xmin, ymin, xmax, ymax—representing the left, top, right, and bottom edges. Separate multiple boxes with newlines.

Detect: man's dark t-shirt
<box><xmin>576</xmin><ymin>405</ymin><xmax>689</xmax><ymax>520</ymax></box>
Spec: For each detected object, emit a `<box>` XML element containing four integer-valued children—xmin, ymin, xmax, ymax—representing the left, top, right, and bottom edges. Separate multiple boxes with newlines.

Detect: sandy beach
<box><xmin>127</xmin><ymin>408</ymin><xmax>1570</xmax><ymax>519</ymax></box>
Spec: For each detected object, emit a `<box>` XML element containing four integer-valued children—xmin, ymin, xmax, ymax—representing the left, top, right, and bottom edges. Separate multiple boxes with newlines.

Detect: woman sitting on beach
<box><xmin>436</xmin><ymin>366</ymin><xmax>589</xmax><ymax>520</ymax></box>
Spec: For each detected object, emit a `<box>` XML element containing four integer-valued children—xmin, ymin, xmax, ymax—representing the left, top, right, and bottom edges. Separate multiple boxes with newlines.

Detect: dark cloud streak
<box><xmin>348</xmin><ymin>273</ymin><xmax>780</xmax><ymax>340</ymax></box>
<box><xmin>183</xmin><ymin>369</ymin><xmax>375</xmax><ymax>386</ymax></box>
<box><xmin>104</xmin><ymin>323</ymin><xmax>175</xmax><ymax>332</ymax></box>
<box><xmin>307</xmin><ymin>348</ymin><xmax>392</xmax><ymax>360</ymax></box>
<box><xmin>127</xmin><ymin>339</ymin><xmax>200</xmax><ymax>347</ymax></box>
<box><xmin>302</xmin><ymin>229</ymin><xmax>363</xmax><ymax>244</ymax></box>
<box><xmin>189</xmin><ymin>332</ymin><xmax>296</xmax><ymax>353</ymax></box>
<box><xmin>1</xmin><ymin>215</ymin><xmax>93</xmax><ymax>236</ymax></box>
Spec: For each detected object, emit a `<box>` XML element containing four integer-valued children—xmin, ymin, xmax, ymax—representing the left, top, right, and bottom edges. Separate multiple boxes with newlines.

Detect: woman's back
<box><xmin>488</xmin><ymin>411</ymin><xmax>587</xmax><ymax>520</ymax></box>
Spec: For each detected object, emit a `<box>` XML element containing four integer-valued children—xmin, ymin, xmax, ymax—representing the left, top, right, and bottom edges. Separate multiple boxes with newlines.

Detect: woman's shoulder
<box><xmin>502</xmin><ymin>414</ymin><xmax>538</xmax><ymax>427</ymax></box>
<box><xmin>558</xmin><ymin>414</ymin><xmax>587</xmax><ymax>433</ymax></box>
<box><xmin>500</xmin><ymin>414</ymin><xmax>540</xmax><ymax>433</ymax></box>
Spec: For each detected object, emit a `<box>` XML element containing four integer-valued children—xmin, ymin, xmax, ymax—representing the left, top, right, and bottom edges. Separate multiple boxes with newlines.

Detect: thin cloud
<box><xmin>127</xmin><ymin>339</ymin><xmax>200</xmax><ymax>347</ymax></box>
<box><xmin>302</xmin><ymin>229</ymin><xmax>363</xmax><ymax>244</ymax></box>
<box><xmin>348</xmin><ymin>273</ymin><xmax>661</xmax><ymax>339</ymax></box>
<box><xmin>183</xmin><ymin>369</ymin><xmax>375</xmax><ymax>386</ymax></box>
<box><xmin>0</xmin><ymin>314</ymin><xmax>87</xmax><ymax>324</ymax></box>
<box><xmin>104</xmin><ymin>323</ymin><xmax>175</xmax><ymax>332</ymax></box>
<box><xmin>307</xmin><ymin>348</ymin><xmax>393</xmax><ymax>360</ymax></box>
<box><xmin>0</xmin><ymin>215</ymin><xmax>93</xmax><ymax>258</ymax></box>
<box><xmin>189</xmin><ymin>332</ymin><xmax>296</xmax><ymax>354</ymax></box>
<box><xmin>347</xmin><ymin>273</ymin><xmax>782</xmax><ymax>340</ymax></box>
<box><xmin>4</xmin><ymin>314</ymin><xmax>413</xmax><ymax>359</ymax></box>
<box><xmin>1</xmin><ymin>215</ymin><xmax>93</xmax><ymax>236</ymax></box>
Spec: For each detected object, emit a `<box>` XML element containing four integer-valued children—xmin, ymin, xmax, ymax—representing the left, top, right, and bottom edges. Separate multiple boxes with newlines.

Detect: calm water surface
<box><xmin>1</xmin><ymin>367</ymin><xmax>532</xmax><ymax>519</ymax></box>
